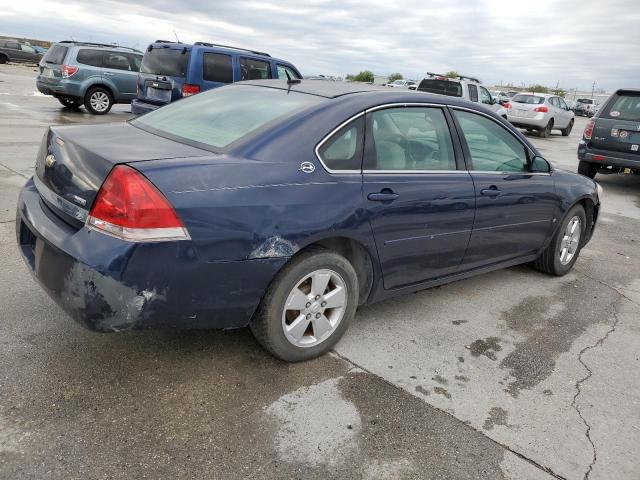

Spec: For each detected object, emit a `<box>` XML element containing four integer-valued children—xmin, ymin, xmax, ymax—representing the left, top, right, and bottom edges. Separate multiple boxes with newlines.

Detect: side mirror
<box><xmin>530</xmin><ymin>155</ymin><xmax>551</xmax><ymax>173</ymax></box>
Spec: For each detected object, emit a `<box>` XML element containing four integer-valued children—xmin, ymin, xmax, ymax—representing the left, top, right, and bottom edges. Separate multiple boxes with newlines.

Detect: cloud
<box><xmin>1</xmin><ymin>0</ymin><xmax>638</xmax><ymax>91</ymax></box>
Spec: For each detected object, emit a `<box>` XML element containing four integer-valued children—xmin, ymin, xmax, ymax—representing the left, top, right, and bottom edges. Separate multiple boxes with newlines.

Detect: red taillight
<box><xmin>533</xmin><ymin>105</ymin><xmax>548</xmax><ymax>113</ymax></box>
<box><xmin>181</xmin><ymin>84</ymin><xmax>200</xmax><ymax>97</ymax></box>
<box><xmin>61</xmin><ymin>65</ymin><xmax>78</xmax><ymax>78</ymax></box>
<box><xmin>87</xmin><ymin>165</ymin><xmax>189</xmax><ymax>242</ymax></box>
<box><xmin>593</xmin><ymin>155</ymin><xmax>604</xmax><ymax>161</ymax></box>
<box><xmin>503</xmin><ymin>102</ymin><xmax>512</xmax><ymax>109</ymax></box>
<box><xmin>583</xmin><ymin>119</ymin><xmax>595</xmax><ymax>140</ymax></box>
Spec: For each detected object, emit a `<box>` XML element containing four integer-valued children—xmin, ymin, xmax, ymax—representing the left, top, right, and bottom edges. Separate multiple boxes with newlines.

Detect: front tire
<box><xmin>250</xmin><ymin>248</ymin><xmax>358</xmax><ymax>362</ymax></box>
<box><xmin>534</xmin><ymin>204</ymin><xmax>586</xmax><ymax>276</ymax></box>
<box><xmin>578</xmin><ymin>160</ymin><xmax>597</xmax><ymax>179</ymax></box>
<box><xmin>84</xmin><ymin>87</ymin><xmax>113</xmax><ymax>115</ymax></box>
<box><xmin>561</xmin><ymin>119</ymin><xmax>574</xmax><ymax>136</ymax></box>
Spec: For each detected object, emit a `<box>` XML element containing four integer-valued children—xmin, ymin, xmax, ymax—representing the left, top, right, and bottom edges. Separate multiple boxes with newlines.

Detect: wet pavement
<box><xmin>1</xmin><ymin>63</ymin><xmax>639</xmax><ymax>479</ymax></box>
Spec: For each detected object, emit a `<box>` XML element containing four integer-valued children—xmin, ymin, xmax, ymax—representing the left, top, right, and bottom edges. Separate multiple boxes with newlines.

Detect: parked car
<box><xmin>577</xmin><ymin>89</ymin><xmax>640</xmax><ymax>178</ymax></box>
<box><xmin>16</xmin><ymin>80</ymin><xmax>601</xmax><ymax>361</ymax></box>
<box><xmin>0</xmin><ymin>39</ymin><xmax>43</xmax><ymax>64</ymax></box>
<box><xmin>416</xmin><ymin>73</ymin><xmax>508</xmax><ymax>118</ymax></box>
<box><xmin>564</xmin><ymin>99</ymin><xmax>578</xmax><ymax>112</ymax></box>
<box><xmin>131</xmin><ymin>40</ymin><xmax>302</xmax><ymax>115</ymax></box>
<box><xmin>490</xmin><ymin>90</ymin><xmax>510</xmax><ymax>102</ymax></box>
<box><xmin>506</xmin><ymin>93</ymin><xmax>575</xmax><ymax>137</ymax></box>
<box><xmin>575</xmin><ymin>98</ymin><xmax>596</xmax><ymax>117</ymax></box>
<box><xmin>386</xmin><ymin>79</ymin><xmax>416</xmax><ymax>89</ymax></box>
<box><xmin>36</xmin><ymin>41</ymin><xmax>143</xmax><ymax>114</ymax></box>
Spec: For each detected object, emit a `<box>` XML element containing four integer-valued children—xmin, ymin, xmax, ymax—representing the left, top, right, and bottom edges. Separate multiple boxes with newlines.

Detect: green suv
<box><xmin>36</xmin><ymin>41</ymin><xmax>143</xmax><ymax>114</ymax></box>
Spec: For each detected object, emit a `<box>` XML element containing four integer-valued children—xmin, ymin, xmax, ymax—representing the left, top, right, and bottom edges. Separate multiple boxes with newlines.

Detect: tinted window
<box><xmin>366</xmin><ymin>107</ymin><xmax>456</xmax><ymax>171</ymax></box>
<box><xmin>203</xmin><ymin>52</ymin><xmax>233</xmax><ymax>83</ymax></box>
<box><xmin>133</xmin><ymin>85</ymin><xmax>323</xmax><ymax>150</ymax></box>
<box><xmin>130</xmin><ymin>54</ymin><xmax>142</xmax><ymax>72</ymax></box>
<box><xmin>603</xmin><ymin>92</ymin><xmax>640</xmax><ymax>121</ymax></box>
<box><xmin>417</xmin><ymin>79</ymin><xmax>463</xmax><ymax>97</ymax></box>
<box><xmin>43</xmin><ymin>44</ymin><xmax>68</xmax><ymax>64</ymax></box>
<box><xmin>20</xmin><ymin>44</ymin><xmax>36</xmax><ymax>53</ymax></box>
<box><xmin>103</xmin><ymin>52</ymin><xmax>131</xmax><ymax>70</ymax></box>
<box><xmin>577</xmin><ymin>98</ymin><xmax>594</xmax><ymax>105</ymax></box>
<box><xmin>76</xmin><ymin>49</ymin><xmax>103</xmax><ymax>67</ymax></box>
<box><xmin>7</xmin><ymin>42</ymin><xmax>20</xmax><ymax>50</ymax></box>
<box><xmin>277</xmin><ymin>64</ymin><xmax>301</xmax><ymax>80</ymax></box>
<box><xmin>140</xmin><ymin>47</ymin><xmax>189</xmax><ymax>77</ymax></box>
<box><xmin>468</xmin><ymin>84</ymin><xmax>479</xmax><ymax>102</ymax></box>
<box><xmin>512</xmin><ymin>94</ymin><xmax>545</xmax><ymax>105</ymax></box>
<box><xmin>240</xmin><ymin>57</ymin><xmax>272</xmax><ymax>80</ymax></box>
<box><xmin>479</xmin><ymin>86</ymin><xmax>492</xmax><ymax>105</ymax></box>
<box><xmin>318</xmin><ymin>117</ymin><xmax>364</xmax><ymax>171</ymax></box>
<box><xmin>454</xmin><ymin>110</ymin><xmax>529</xmax><ymax>172</ymax></box>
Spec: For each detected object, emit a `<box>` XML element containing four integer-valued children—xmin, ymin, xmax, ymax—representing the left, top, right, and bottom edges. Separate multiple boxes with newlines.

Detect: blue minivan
<box><xmin>131</xmin><ymin>41</ymin><xmax>302</xmax><ymax>115</ymax></box>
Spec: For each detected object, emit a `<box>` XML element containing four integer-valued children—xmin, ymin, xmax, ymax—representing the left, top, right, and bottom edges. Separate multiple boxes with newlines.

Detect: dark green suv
<box><xmin>36</xmin><ymin>41</ymin><xmax>143</xmax><ymax>114</ymax></box>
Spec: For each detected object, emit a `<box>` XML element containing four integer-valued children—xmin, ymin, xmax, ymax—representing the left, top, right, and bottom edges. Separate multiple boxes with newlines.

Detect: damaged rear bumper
<box><xmin>16</xmin><ymin>178</ymin><xmax>287</xmax><ymax>332</ymax></box>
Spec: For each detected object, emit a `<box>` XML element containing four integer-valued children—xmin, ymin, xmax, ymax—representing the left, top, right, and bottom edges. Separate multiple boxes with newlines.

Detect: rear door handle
<box><xmin>104</xmin><ymin>72</ymin><xmax>114</xmax><ymax>76</ymax></box>
<box><xmin>368</xmin><ymin>190</ymin><xmax>399</xmax><ymax>202</ymax></box>
<box><xmin>480</xmin><ymin>186</ymin><xmax>501</xmax><ymax>197</ymax></box>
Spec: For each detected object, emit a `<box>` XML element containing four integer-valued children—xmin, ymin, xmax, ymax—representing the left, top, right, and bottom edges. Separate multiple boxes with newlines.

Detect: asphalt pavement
<box><xmin>1</xmin><ymin>63</ymin><xmax>639</xmax><ymax>480</ymax></box>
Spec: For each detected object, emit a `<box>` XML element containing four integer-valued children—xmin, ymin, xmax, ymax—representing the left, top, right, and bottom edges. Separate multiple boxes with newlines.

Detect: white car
<box><xmin>506</xmin><ymin>93</ymin><xmax>575</xmax><ymax>138</ymax></box>
<box><xmin>387</xmin><ymin>79</ymin><xmax>416</xmax><ymax>89</ymax></box>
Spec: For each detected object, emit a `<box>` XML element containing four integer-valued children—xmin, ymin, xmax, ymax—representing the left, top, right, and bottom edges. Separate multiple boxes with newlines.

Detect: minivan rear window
<box><xmin>417</xmin><ymin>79</ymin><xmax>463</xmax><ymax>97</ymax></box>
<box><xmin>140</xmin><ymin>47</ymin><xmax>189</xmax><ymax>77</ymax></box>
<box><xmin>42</xmin><ymin>44</ymin><xmax>68</xmax><ymax>65</ymax></box>
<box><xmin>602</xmin><ymin>93</ymin><xmax>640</xmax><ymax>122</ymax></box>
<box><xmin>132</xmin><ymin>85</ymin><xmax>323</xmax><ymax>150</ymax></box>
<box><xmin>512</xmin><ymin>94</ymin><xmax>545</xmax><ymax>104</ymax></box>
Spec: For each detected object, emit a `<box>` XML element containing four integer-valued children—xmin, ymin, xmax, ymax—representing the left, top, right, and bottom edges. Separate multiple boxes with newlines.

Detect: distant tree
<box><xmin>353</xmin><ymin>70</ymin><xmax>375</xmax><ymax>83</ymax></box>
<box><xmin>552</xmin><ymin>87</ymin><xmax>566</xmax><ymax>97</ymax></box>
<box><xmin>388</xmin><ymin>72</ymin><xmax>403</xmax><ymax>83</ymax></box>
<box><xmin>445</xmin><ymin>70</ymin><xmax>460</xmax><ymax>78</ymax></box>
<box><xmin>345</xmin><ymin>74</ymin><xmax>355</xmax><ymax>81</ymax></box>
<box><xmin>528</xmin><ymin>84</ymin><xmax>549</xmax><ymax>93</ymax></box>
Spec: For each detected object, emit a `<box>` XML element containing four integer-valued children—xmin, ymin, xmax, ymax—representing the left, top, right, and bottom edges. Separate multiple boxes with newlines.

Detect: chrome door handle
<box><xmin>368</xmin><ymin>190</ymin><xmax>399</xmax><ymax>202</ymax></box>
<box><xmin>480</xmin><ymin>186</ymin><xmax>501</xmax><ymax>197</ymax></box>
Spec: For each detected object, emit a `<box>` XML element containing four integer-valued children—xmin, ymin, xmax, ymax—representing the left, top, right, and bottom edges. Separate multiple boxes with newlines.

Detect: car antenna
<box><xmin>173</xmin><ymin>30</ymin><xmax>181</xmax><ymax>43</ymax></box>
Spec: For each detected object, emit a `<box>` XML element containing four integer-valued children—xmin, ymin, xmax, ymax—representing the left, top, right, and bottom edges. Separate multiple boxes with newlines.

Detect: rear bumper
<box><xmin>16</xmin><ymin>178</ymin><xmax>287</xmax><ymax>332</ymax></box>
<box><xmin>36</xmin><ymin>78</ymin><xmax>83</xmax><ymax>98</ymax></box>
<box><xmin>578</xmin><ymin>142</ymin><xmax>640</xmax><ymax>170</ymax></box>
<box><xmin>131</xmin><ymin>99</ymin><xmax>161</xmax><ymax>115</ymax></box>
<box><xmin>507</xmin><ymin>113</ymin><xmax>547</xmax><ymax>129</ymax></box>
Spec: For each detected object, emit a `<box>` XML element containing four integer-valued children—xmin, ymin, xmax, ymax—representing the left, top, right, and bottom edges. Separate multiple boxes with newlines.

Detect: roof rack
<box><xmin>458</xmin><ymin>75</ymin><xmax>481</xmax><ymax>83</ymax></box>
<box><xmin>57</xmin><ymin>40</ymin><xmax>142</xmax><ymax>53</ymax></box>
<box><xmin>425</xmin><ymin>72</ymin><xmax>481</xmax><ymax>84</ymax></box>
<box><xmin>154</xmin><ymin>39</ymin><xmax>180</xmax><ymax>44</ymax></box>
<box><xmin>194</xmin><ymin>41</ymin><xmax>271</xmax><ymax>57</ymax></box>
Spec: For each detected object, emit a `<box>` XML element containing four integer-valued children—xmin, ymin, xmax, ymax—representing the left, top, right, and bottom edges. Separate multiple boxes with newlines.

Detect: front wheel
<box><xmin>561</xmin><ymin>119</ymin><xmax>574</xmax><ymax>136</ymax></box>
<box><xmin>250</xmin><ymin>248</ymin><xmax>359</xmax><ymax>362</ymax></box>
<box><xmin>578</xmin><ymin>160</ymin><xmax>597</xmax><ymax>179</ymax></box>
<box><xmin>84</xmin><ymin>87</ymin><xmax>113</xmax><ymax>115</ymax></box>
<box><xmin>534</xmin><ymin>204</ymin><xmax>586</xmax><ymax>276</ymax></box>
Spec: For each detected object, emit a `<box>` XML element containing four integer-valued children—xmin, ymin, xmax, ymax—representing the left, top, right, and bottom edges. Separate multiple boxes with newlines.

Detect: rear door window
<box><xmin>203</xmin><ymin>52</ymin><xmax>233</xmax><ymax>83</ymax></box>
<box><xmin>103</xmin><ymin>52</ymin><xmax>132</xmax><ymax>70</ymax></box>
<box><xmin>7</xmin><ymin>42</ymin><xmax>20</xmax><ymax>50</ymax></box>
<box><xmin>129</xmin><ymin>54</ymin><xmax>143</xmax><ymax>72</ymax></box>
<box><xmin>76</xmin><ymin>49</ymin><xmax>103</xmax><ymax>67</ymax></box>
<box><xmin>468</xmin><ymin>84</ymin><xmax>479</xmax><ymax>102</ymax></box>
<box><xmin>478</xmin><ymin>86</ymin><xmax>492</xmax><ymax>105</ymax></box>
<box><xmin>417</xmin><ymin>79</ymin><xmax>463</xmax><ymax>97</ymax></box>
<box><xmin>602</xmin><ymin>93</ymin><xmax>640</xmax><ymax>122</ymax></box>
<box><xmin>140</xmin><ymin>47</ymin><xmax>190</xmax><ymax>77</ymax></box>
<box><xmin>240</xmin><ymin>57</ymin><xmax>272</xmax><ymax>80</ymax></box>
<box><xmin>43</xmin><ymin>44</ymin><xmax>68</xmax><ymax>64</ymax></box>
<box><xmin>276</xmin><ymin>64</ymin><xmax>301</xmax><ymax>80</ymax></box>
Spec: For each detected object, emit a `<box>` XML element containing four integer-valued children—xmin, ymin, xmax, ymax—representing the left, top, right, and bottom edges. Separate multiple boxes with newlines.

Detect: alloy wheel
<box><xmin>559</xmin><ymin>216</ymin><xmax>581</xmax><ymax>265</ymax></box>
<box><xmin>90</xmin><ymin>91</ymin><xmax>110</xmax><ymax>112</ymax></box>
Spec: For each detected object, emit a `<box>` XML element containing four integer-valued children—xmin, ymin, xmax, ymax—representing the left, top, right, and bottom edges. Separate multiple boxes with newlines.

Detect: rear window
<box><xmin>76</xmin><ymin>49</ymin><xmax>103</xmax><ymax>67</ymax></box>
<box><xmin>140</xmin><ymin>47</ymin><xmax>189</xmax><ymax>77</ymax></box>
<box><xmin>577</xmin><ymin>98</ymin><xmax>594</xmax><ymax>105</ymax></box>
<box><xmin>42</xmin><ymin>44</ymin><xmax>68</xmax><ymax>64</ymax></box>
<box><xmin>131</xmin><ymin>85</ymin><xmax>324</xmax><ymax>150</ymax></box>
<box><xmin>417</xmin><ymin>79</ymin><xmax>462</xmax><ymax>97</ymax></box>
<box><xmin>602</xmin><ymin>93</ymin><xmax>640</xmax><ymax>122</ymax></box>
<box><xmin>512</xmin><ymin>94</ymin><xmax>545</xmax><ymax>105</ymax></box>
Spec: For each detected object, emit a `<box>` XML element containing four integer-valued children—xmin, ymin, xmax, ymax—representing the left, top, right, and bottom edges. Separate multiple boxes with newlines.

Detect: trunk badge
<box><xmin>45</xmin><ymin>154</ymin><xmax>56</xmax><ymax>167</ymax></box>
<box><xmin>619</xmin><ymin>131</ymin><xmax>629</xmax><ymax>139</ymax></box>
<box><xmin>152</xmin><ymin>82</ymin><xmax>159</xmax><ymax>87</ymax></box>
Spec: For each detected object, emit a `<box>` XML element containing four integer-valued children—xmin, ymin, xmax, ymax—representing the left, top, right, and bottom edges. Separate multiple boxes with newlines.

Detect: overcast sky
<box><xmin>1</xmin><ymin>0</ymin><xmax>638</xmax><ymax>91</ymax></box>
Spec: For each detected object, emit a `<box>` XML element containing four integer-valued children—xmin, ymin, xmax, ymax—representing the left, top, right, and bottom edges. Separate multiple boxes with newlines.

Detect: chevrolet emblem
<box><xmin>45</xmin><ymin>154</ymin><xmax>56</xmax><ymax>168</ymax></box>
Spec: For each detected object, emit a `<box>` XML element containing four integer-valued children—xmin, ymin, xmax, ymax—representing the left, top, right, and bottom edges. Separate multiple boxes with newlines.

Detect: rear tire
<box><xmin>561</xmin><ymin>119</ymin><xmax>574</xmax><ymax>136</ymax></box>
<box><xmin>58</xmin><ymin>96</ymin><xmax>81</xmax><ymax>109</ymax></box>
<box><xmin>539</xmin><ymin>119</ymin><xmax>553</xmax><ymax>138</ymax></box>
<box><xmin>534</xmin><ymin>204</ymin><xmax>586</xmax><ymax>276</ymax></box>
<box><xmin>578</xmin><ymin>160</ymin><xmax>597</xmax><ymax>179</ymax></box>
<box><xmin>0</xmin><ymin>54</ymin><xmax>7</xmax><ymax>64</ymax></box>
<box><xmin>250</xmin><ymin>248</ymin><xmax>358</xmax><ymax>362</ymax></box>
<box><xmin>84</xmin><ymin>87</ymin><xmax>113</xmax><ymax>115</ymax></box>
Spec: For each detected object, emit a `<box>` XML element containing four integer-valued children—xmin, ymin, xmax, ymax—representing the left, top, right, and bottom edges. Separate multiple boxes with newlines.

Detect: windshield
<box><xmin>417</xmin><ymin>79</ymin><xmax>463</xmax><ymax>97</ymax></box>
<box><xmin>512</xmin><ymin>94</ymin><xmax>545</xmax><ymax>104</ymax></box>
<box><xmin>140</xmin><ymin>47</ymin><xmax>189</xmax><ymax>77</ymax></box>
<box><xmin>132</xmin><ymin>85</ymin><xmax>324</xmax><ymax>150</ymax></box>
<box><xmin>603</xmin><ymin>93</ymin><xmax>640</xmax><ymax>121</ymax></box>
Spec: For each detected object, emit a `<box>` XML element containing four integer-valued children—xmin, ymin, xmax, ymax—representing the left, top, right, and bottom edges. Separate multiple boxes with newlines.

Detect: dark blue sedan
<box><xmin>16</xmin><ymin>80</ymin><xmax>601</xmax><ymax>361</ymax></box>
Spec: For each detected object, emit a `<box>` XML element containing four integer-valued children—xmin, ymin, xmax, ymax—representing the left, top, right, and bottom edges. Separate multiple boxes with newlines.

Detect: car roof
<box><xmin>56</xmin><ymin>41</ymin><xmax>142</xmax><ymax>53</ymax></box>
<box><xmin>240</xmin><ymin>79</ymin><xmax>388</xmax><ymax>98</ymax></box>
<box><xmin>149</xmin><ymin>40</ymin><xmax>294</xmax><ymax>64</ymax></box>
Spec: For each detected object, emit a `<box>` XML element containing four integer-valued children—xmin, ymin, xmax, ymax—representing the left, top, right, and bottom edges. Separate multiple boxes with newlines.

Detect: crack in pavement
<box><xmin>0</xmin><ymin>161</ymin><xmax>29</xmax><ymax>179</ymax></box>
<box><xmin>570</xmin><ymin>310</ymin><xmax>621</xmax><ymax>480</ymax></box>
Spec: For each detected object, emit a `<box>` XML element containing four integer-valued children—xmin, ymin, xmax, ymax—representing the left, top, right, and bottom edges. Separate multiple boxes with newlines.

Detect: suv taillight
<box><xmin>533</xmin><ymin>105</ymin><xmax>548</xmax><ymax>113</ymax></box>
<box><xmin>181</xmin><ymin>84</ymin><xmax>200</xmax><ymax>97</ymax></box>
<box><xmin>61</xmin><ymin>65</ymin><xmax>78</xmax><ymax>78</ymax></box>
<box><xmin>87</xmin><ymin>165</ymin><xmax>190</xmax><ymax>242</ymax></box>
<box><xmin>583</xmin><ymin>119</ymin><xmax>595</xmax><ymax>140</ymax></box>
